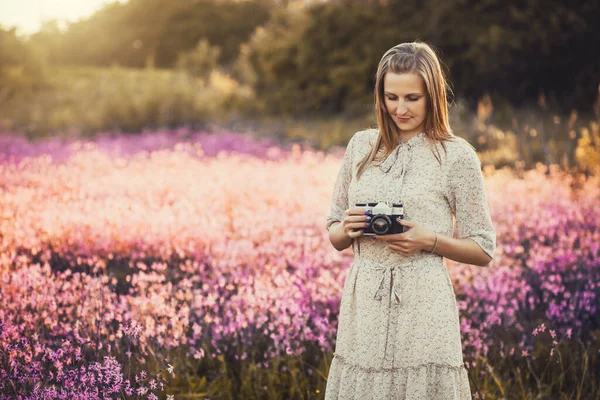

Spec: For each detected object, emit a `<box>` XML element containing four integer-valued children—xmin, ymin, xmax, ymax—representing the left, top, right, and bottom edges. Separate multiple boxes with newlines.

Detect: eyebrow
<box><xmin>384</xmin><ymin>91</ymin><xmax>422</xmax><ymax>96</ymax></box>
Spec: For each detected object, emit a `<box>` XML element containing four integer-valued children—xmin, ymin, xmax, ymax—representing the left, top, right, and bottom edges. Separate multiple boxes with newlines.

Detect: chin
<box><xmin>395</xmin><ymin>122</ymin><xmax>419</xmax><ymax>130</ymax></box>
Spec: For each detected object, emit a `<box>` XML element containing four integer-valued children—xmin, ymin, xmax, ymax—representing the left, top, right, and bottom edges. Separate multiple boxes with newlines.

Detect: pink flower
<box><xmin>137</xmin><ymin>386</ymin><xmax>148</xmax><ymax>395</ymax></box>
<box><xmin>193</xmin><ymin>348</ymin><xmax>205</xmax><ymax>360</ymax></box>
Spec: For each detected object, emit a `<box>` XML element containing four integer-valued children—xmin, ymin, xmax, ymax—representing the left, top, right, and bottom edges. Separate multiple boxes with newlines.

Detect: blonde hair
<box><xmin>356</xmin><ymin>41</ymin><xmax>459</xmax><ymax>180</ymax></box>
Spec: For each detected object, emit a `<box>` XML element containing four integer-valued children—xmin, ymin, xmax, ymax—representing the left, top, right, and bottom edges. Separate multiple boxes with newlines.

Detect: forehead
<box><xmin>383</xmin><ymin>72</ymin><xmax>424</xmax><ymax>94</ymax></box>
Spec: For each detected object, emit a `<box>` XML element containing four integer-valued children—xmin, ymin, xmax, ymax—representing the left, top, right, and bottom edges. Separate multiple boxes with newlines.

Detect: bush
<box><xmin>176</xmin><ymin>39</ymin><xmax>221</xmax><ymax>81</ymax></box>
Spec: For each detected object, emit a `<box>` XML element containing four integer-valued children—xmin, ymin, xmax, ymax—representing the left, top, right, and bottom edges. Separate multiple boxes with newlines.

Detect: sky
<box><xmin>0</xmin><ymin>0</ymin><xmax>125</xmax><ymax>37</ymax></box>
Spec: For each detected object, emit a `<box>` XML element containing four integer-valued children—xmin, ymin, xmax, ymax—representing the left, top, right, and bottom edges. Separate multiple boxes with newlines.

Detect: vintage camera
<box><xmin>355</xmin><ymin>202</ymin><xmax>407</xmax><ymax>235</ymax></box>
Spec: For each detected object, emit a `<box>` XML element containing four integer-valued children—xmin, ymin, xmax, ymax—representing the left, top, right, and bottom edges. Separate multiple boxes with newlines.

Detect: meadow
<box><xmin>0</xmin><ymin>127</ymin><xmax>599</xmax><ymax>399</ymax></box>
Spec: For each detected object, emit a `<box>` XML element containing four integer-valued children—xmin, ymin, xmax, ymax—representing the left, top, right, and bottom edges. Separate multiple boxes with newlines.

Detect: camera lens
<box><xmin>371</xmin><ymin>216</ymin><xmax>390</xmax><ymax>234</ymax></box>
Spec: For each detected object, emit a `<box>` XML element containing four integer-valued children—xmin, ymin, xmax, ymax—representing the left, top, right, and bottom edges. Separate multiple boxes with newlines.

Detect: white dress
<box><xmin>324</xmin><ymin>129</ymin><xmax>496</xmax><ymax>400</ymax></box>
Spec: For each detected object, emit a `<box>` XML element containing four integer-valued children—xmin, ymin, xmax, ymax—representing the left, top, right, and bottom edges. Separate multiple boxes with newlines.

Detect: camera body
<box><xmin>356</xmin><ymin>202</ymin><xmax>407</xmax><ymax>235</ymax></box>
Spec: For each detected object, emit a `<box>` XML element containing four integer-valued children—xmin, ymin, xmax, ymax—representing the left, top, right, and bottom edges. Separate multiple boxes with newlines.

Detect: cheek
<box><xmin>415</xmin><ymin>100</ymin><xmax>427</xmax><ymax>116</ymax></box>
<box><xmin>384</xmin><ymin>99</ymin><xmax>394</xmax><ymax>112</ymax></box>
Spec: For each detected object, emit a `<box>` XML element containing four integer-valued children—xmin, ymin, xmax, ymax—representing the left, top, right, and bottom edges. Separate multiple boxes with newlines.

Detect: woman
<box><xmin>324</xmin><ymin>41</ymin><xmax>496</xmax><ymax>399</ymax></box>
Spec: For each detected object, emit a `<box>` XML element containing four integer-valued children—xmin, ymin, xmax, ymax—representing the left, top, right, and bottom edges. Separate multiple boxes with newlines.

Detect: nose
<box><xmin>395</xmin><ymin>104</ymin><xmax>408</xmax><ymax>116</ymax></box>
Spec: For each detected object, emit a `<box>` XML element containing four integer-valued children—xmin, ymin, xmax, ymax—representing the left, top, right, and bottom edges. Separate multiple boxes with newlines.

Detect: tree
<box><xmin>176</xmin><ymin>39</ymin><xmax>221</xmax><ymax>80</ymax></box>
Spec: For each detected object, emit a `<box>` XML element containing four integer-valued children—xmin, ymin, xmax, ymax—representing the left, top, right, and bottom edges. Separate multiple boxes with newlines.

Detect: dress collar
<box><xmin>378</xmin><ymin>132</ymin><xmax>427</xmax><ymax>173</ymax></box>
<box><xmin>400</xmin><ymin>131</ymin><xmax>427</xmax><ymax>147</ymax></box>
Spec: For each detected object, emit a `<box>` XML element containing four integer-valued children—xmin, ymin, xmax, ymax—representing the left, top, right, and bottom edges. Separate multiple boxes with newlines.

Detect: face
<box><xmin>383</xmin><ymin>72</ymin><xmax>428</xmax><ymax>137</ymax></box>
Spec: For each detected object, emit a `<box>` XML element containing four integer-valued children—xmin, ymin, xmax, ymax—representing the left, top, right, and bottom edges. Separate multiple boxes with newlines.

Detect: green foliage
<box><xmin>0</xmin><ymin>65</ymin><xmax>256</xmax><ymax>138</ymax></box>
<box><xmin>410</xmin><ymin>0</ymin><xmax>600</xmax><ymax>111</ymax></box>
<box><xmin>3</xmin><ymin>0</ymin><xmax>600</xmax><ymax>173</ymax></box>
<box><xmin>16</xmin><ymin>0</ymin><xmax>600</xmax><ymax>115</ymax></box>
<box><xmin>136</xmin><ymin>333</ymin><xmax>598</xmax><ymax>399</ymax></box>
<box><xmin>465</xmin><ymin>332</ymin><xmax>600</xmax><ymax>399</ymax></box>
<box><xmin>154</xmin><ymin>0</ymin><xmax>272</xmax><ymax>68</ymax></box>
<box><xmin>575</xmin><ymin>122</ymin><xmax>600</xmax><ymax>175</ymax></box>
<box><xmin>237</xmin><ymin>2</ymin><xmax>404</xmax><ymax>116</ymax></box>
<box><xmin>237</xmin><ymin>0</ymin><xmax>599</xmax><ymax>115</ymax></box>
<box><xmin>0</xmin><ymin>27</ymin><xmax>48</xmax><ymax>97</ymax></box>
<box><xmin>177</xmin><ymin>39</ymin><xmax>221</xmax><ymax>80</ymax></box>
<box><xmin>247</xmin><ymin>114</ymin><xmax>378</xmax><ymax>150</ymax></box>
<box><xmin>27</xmin><ymin>0</ymin><xmax>273</xmax><ymax>69</ymax></box>
<box><xmin>166</xmin><ymin>346</ymin><xmax>332</xmax><ymax>400</ymax></box>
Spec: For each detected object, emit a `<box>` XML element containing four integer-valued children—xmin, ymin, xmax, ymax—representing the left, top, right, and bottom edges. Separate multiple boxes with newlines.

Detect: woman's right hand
<box><xmin>341</xmin><ymin>207</ymin><xmax>371</xmax><ymax>239</ymax></box>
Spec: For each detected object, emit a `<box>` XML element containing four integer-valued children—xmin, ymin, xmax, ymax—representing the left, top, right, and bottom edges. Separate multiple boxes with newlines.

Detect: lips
<box><xmin>396</xmin><ymin>117</ymin><xmax>411</xmax><ymax>122</ymax></box>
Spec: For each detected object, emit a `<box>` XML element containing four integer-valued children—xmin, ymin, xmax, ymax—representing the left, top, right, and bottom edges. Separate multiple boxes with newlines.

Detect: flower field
<box><xmin>0</xmin><ymin>128</ymin><xmax>599</xmax><ymax>399</ymax></box>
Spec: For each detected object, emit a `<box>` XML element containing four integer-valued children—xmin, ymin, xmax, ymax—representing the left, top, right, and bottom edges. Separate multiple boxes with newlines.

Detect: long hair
<box><xmin>356</xmin><ymin>41</ymin><xmax>459</xmax><ymax>180</ymax></box>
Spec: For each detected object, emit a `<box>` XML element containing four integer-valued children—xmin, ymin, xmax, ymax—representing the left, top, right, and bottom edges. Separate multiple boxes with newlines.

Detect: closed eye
<box><xmin>386</xmin><ymin>96</ymin><xmax>421</xmax><ymax>101</ymax></box>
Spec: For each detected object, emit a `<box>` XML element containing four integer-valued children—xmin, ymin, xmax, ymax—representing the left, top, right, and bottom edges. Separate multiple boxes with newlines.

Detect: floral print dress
<box><xmin>324</xmin><ymin>129</ymin><xmax>496</xmax><ymax>400</ymax></box>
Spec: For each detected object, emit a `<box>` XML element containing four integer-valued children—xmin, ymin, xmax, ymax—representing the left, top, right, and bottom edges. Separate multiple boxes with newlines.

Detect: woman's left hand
<box><xmin>373</xmin><ymin>219</ymin><xmax>434</xmax><ymax>256</ymax></box>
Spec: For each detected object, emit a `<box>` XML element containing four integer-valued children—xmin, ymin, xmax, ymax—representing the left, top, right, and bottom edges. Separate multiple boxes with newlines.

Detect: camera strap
<box><xmin>354</xmin><ymin>237</ymin><xmax>361</xmax><ymax>256</ymax></box>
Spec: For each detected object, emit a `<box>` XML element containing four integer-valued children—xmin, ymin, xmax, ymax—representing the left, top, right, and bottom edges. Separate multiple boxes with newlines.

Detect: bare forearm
<box><xmin>424</xmin><ymin>231</ymin><xmax>492</xmax><ymax>267</ymax></box>
<box><xmin>328</xmin><ymin>222</ymin><xmax>353</xmax><ymax>251</ymax></box>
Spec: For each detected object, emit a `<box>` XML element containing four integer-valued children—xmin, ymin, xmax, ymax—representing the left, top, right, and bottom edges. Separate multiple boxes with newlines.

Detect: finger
<box><xmin>389</xmin><ymin>246</ymin><xmax>409</xmax><ymax>256</ymax></box>
<box><xmin>348</xmin><ymin>230</ymin><xmax>364</xmax><ymax>239</ymax></box>
<box><xmin>374</xmin><ymin>233</ymin><xmax>404</xmax><ymax>241</ymax></box>
<box><xmin>355</xmin><ymin>215</ymin><xmax>371</xmax><ymax>223</ymax></box>
<box><xmin>347</xmin><ymin>207</ymin><xmax>371</xmax><ymax>216</ymax></box>
<box><xmin>344</xmin><ymin>214</ymin><xmax>370</xmax><ymax>223</ymax></box>
<box><xmin>348</xmin><ymin>220</ymin><xmax>369</xmax><ymax>231</ymax></box>
<box><xmin>390</xmin><ymin>232</ymin><xmax>406</xmax><ymax>240</ymax></box>
<box><xmin>388</xmin><ymin>243</ymin><xmax>408</xmax><ymax>251</ymax></box>
<box><xmin>345</xmin><ymin>216</ymin><xmax>370</xmax><ymax>231</ymax></box>
<box><xmin>389</xmin><ymin>248</ymin><xmax>407</xmax><ymax>256</ymax></box>
<box><xmin>347</xmin><ymin>223</ymin><xmax>366</xmax><ymax>233</ymax></box>
<box><xmin>389</xmin><ymin>241</ymin><xmax>414</xmax><ymax>251</ymax></box>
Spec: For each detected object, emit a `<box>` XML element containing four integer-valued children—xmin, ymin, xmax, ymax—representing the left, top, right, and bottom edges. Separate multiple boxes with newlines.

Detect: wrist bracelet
<box><xmin>430</xmin><ymin>232</ymin><xmax>438</xmax><ymax>254</ymax></box>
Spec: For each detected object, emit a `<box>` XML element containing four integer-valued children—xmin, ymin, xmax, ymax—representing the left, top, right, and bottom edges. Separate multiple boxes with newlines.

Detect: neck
<box><xmin>398</xmin><ymin>131</ymin><xmax>422</xmax><ymax>143</ymax></box>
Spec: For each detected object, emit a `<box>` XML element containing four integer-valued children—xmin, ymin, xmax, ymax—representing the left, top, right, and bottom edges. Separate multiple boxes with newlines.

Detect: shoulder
<box><xmin>349</xmin><ymin>128</ymin><xmax>377</xmax><ymax>147</ymax></box>
<box><xmin>345</xmin><ymin>128</ymin><xmax>378</xmax><ymax>159</ymax></box>
<box><xmin>439</xmin><ymin>135</ymin><xmax>481</xmax><ymax>169</ymax></box>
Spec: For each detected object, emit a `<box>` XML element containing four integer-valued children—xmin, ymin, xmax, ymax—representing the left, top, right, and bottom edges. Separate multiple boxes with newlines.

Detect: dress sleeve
<box><xmin>446</xmin><ymin>144</ymin><xmax>496</xmax><ymax>262</ymax></box>
<box><xmin>325</xmin><ymin>133</ymin><xmax>357</xmax><ymax>232</ymax></box>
